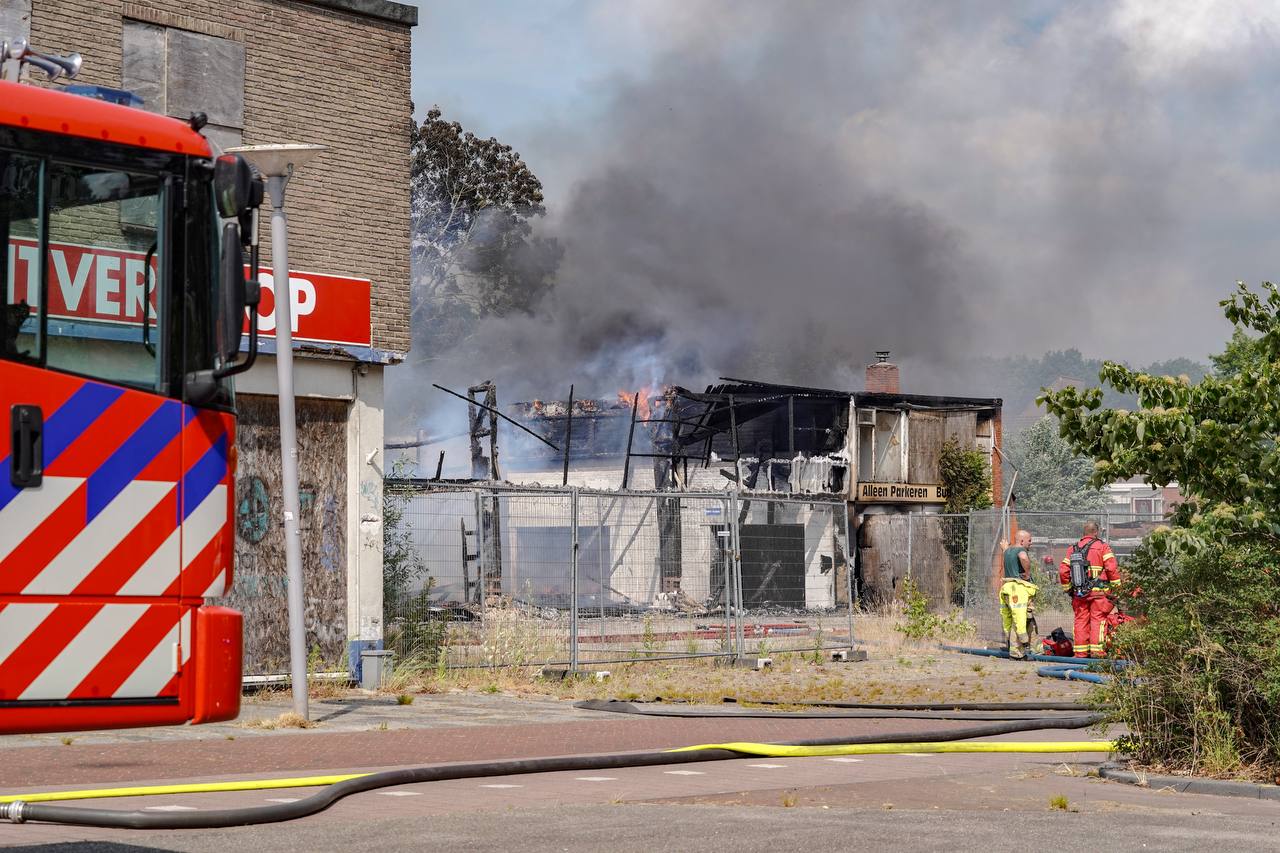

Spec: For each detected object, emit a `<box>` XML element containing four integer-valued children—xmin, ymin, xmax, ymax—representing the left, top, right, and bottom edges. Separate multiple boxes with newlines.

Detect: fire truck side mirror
<box><xmin>219</xmin><ymin>222</ymin><xmax>248</xmax><ymax>359</ymax></box>
<box><xmin>213</xmin><ymin>154</ymin><xmax>262</xmax><ymax>219</ymax></box>
<box><xmin>209</xmin><ymin>221</ymin><xmax>259</xmax><ymax>383</ymax></box>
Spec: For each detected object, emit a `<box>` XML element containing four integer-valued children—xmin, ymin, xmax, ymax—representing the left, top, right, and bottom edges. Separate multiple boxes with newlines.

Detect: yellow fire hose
<box><xmin>0</xmin><ymin>740</ymin><xmax>1115</xmax><ymax>806</ymax></box>
<box><xmin>669</xmin><ymin>740</ymin><xmax>1116</xmax><ymax>757</ymax></box>
<box><xmin>0</xmin><ymin>774</ymin><xmax>371</xmax><ymax>805</ymax></box>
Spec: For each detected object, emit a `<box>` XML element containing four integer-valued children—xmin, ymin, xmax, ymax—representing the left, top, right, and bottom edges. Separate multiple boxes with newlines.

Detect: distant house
<box><xmin>1105</xmin><ymin>477</ymin><xmax>1180</xmax><ymax>519</ymax></box>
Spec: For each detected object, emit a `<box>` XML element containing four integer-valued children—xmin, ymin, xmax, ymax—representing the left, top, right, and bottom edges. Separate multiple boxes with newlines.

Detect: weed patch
<box><xmin>240</xmin><ymin>712</ymin><xmax>317</xmax><ymax>731</ymax></box>
<box><xmin>894</xmin><ymin>578</ymin><xmax>976</xmax><ymax>643</ymax></box>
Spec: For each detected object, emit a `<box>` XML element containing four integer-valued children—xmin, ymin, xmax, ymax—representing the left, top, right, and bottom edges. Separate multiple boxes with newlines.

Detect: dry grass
<box><xmin>1049</xmin><ymin>794</ymin><xmax>1076</xmax><ymax>812</ymax></box>
<box><xmin>239</xmin><ymin>711</ymin><xmax>318</xmax><ymax>730</ymax></box>
<box><xmin>372</xmin><ymin>642</ymin><xmax>1086</xmax><ymax>709</ymax></box>
<box><xmin>308</xmin><ymin>676</ymin><xmax>354</xmax><ymax>701</ymax></box>
<box><xmin>260</xmin><ymin>604</ymin><xmax>1087</xmax><ymax>711</ymax></box>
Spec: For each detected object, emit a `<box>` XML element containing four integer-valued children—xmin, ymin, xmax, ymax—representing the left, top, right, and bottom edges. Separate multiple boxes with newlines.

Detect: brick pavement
<box><xmin>0</xmin><ymin>714</ymin><xmax>984</xmax><ymax>789</ymax></box>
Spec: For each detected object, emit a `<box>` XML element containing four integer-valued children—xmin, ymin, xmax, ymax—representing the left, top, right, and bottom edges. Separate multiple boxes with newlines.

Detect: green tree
<box><xmin>1209</xmin><ymin>328</ymin><xmax>1263</xmax><ymax>379</ymax></box>
<box><xmin>938</xmin><ymin>441</ymin><xmax>993</xmax><ymax>603</ymax></box>
<box><xmin>408</xmin><ymin>107</ymin><xmax>560</xmax><ymax>362</ymax></box>
<box><xmin>939</xmin><ymin>440</ymin><xmax>993</xmax><ymax>513</ymax></box>
<box><xmin>1006</xmin><ymin>416</ymin><xmax>1105</xmax><ymax>512</ymax></box>
<box><xmin>1041</xmin><ymin>281</ymin><xmax>1280</xmax><ymax>779</ymax></box>
<box><xmin>381</xmin><ymin>467</ymin><xmax>426</xmax><ymax>616</ymax></box>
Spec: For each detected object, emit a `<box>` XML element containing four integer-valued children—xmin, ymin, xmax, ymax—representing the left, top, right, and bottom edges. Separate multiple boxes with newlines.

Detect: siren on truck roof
<box><xmin>0</xmin><ymin>37</ymin><xmax>81</xmax><ymax>82</ymax></box>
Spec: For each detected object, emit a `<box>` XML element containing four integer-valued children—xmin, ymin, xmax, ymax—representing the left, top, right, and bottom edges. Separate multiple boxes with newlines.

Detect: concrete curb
<box><xmin>1098</xmin><ymin>762</ymin><xmax>1280</xmax><ymax>801</ymax></box>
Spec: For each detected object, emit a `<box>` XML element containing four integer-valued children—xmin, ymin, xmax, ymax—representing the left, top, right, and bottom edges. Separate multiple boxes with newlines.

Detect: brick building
<box><xmin>2</xmin><ymin>0</ymin><xmax>417</xmax><ymax>675</ymax></box>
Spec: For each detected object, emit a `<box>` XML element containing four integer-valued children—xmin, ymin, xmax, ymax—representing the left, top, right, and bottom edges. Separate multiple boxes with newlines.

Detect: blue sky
<box><xmin>409</xmin><ymin>2</ymin><xmax>640</xmax><ymax>139</ymax></box>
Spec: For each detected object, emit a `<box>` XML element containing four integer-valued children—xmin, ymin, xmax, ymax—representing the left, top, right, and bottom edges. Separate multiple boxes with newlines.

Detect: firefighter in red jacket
<box><xmin>1058</xmin><ymin>520</ymin><xmax>1120</xmax><ymax>658</ymax></box>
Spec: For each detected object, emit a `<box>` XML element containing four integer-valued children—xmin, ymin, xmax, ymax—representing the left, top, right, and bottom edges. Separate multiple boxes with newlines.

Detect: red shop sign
<box><xmin>251</xmin><ymin>266</ymin><xmax>372</xmax><ymax>348</ymax></box>
<box><xmin>6</xmin><ymin>238</ymin><xmax>373</xmax><ymax>349</ymax></box>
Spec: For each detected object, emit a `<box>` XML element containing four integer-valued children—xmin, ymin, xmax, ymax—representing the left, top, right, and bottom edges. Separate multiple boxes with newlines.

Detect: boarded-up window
<box><xmin>907</xmin><ymin>411</ymin><xmax>944</xmax><ymax>483</ymax></box>
<box><xmin>738</xmin><ymin>524</ymin><xmax>806</xmax><ymax>608</ymax></box>
<box><xmin>122</xmin><ymin>20</ymin><xmax>245</xmax><ymax>152</ymax></box>
<box><xmin>227</xmin><ymin>395</ymin><xmax>348</xmax><ymax>675</ymax></box>
<box><xmin>872</xmin><ymin>410</ymin><xmax>904</xmax><ymax>482</ymax></box>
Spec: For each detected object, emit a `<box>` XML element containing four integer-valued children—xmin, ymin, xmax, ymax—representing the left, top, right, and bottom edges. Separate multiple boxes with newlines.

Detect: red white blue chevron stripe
<box><xmin>0</xmin><ymin>363</ymin><xmax>234</xmax><ymax>704</ymax></box>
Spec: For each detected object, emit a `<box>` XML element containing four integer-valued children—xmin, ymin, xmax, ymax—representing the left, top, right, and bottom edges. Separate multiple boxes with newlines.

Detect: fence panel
<box><xmin>961</xmin><ymin>509</ymin><xmax>1161</xmax><ymax>643</ymax></box>
<box><xmin>572</xmin><ymin>492</ymin><xmax>738</xmax><ymax>664</ymax></box>
<box><xmin>384</xmin><ymin>483</ymin><xmax>853</xmax><ymax>668</ymax></box>
<box><xmin>385</xmin><ymin>487</ymin><xmax>576</xmax><ymax>668</ymax></box>
<box><xmin>386</xmin><ymin>485</ymin><xmax>1161</xmax><ymax>667</ymax></box>
<box><xmin>731</xmin><ymin>495</ymin><xmax>852</xmax><ymax>658</ymax></box>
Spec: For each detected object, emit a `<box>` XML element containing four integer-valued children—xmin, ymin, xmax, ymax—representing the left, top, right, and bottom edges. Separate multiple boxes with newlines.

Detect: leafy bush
<box><xmin>382</xmin><ymin>462</ymin><xmax>428</xmax><ymax>617</ymax></box>
<box><xmin>895</xmin><ymin>578</ymin><xmax>974</xmax><ymax>642</ymax></box>
<box><xmin>939</xmin><ymin>440</ymin><xmax>994</xmax><ymax>513</ymax></box>
<box><xmin>938</xmin><ymin>441</ymin><xmax>994</xmax><ymax>599</ymax></box>
<box><xmin>1103</xmin><ymin>540</ymin><xmax>1280</xmax><ymax>778</ymax></box>
<box><xmin>390</xmin><ymin>582</ymin><xmax>449</xmax><ymax>666</ymax></box>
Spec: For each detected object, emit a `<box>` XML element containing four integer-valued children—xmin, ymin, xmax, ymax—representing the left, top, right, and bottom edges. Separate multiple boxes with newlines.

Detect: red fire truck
<box><xmin>1</xmin><ymin>41</ymin><xmax>261</xmax><ymax>734</ymax></box>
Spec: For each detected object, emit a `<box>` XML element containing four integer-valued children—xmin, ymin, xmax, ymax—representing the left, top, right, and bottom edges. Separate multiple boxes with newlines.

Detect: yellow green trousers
<box><xmin>999</xmin><ymin>578</ymin><xmax>1038</xmax><ymax>647</ymax></box>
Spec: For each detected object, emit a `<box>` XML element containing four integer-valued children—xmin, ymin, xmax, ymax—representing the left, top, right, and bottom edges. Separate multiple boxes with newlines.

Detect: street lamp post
<box><xmin>227</xmin><ymin>143</ymin><xmax>325</xmax><ymax>719</ymax></box>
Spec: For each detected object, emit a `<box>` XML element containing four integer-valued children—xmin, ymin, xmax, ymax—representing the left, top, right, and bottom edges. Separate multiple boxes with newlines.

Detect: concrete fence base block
<box><xmin>717</xmin><ymin>656</ymin><xmax>772</xmax><ymax>670</ymax></box>
<box><xmin>831</xmin><ymin>649</ymin><xmax>869</xmax><ymax>663</ymax></box>
<box><xmin>541</xmin><ymin>668</ymin><xmax>612</xmax><ymax>682</ymax></box>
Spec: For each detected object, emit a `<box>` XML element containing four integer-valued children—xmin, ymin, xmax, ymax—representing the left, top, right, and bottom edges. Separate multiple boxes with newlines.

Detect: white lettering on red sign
<box><xmin>9</xmin><ymin>238</ymin><xmax>157</xmax><ymax>322</ymax></box>
<box><xmin>256</xmin><ymin>271</ymin><xmax>316</xmax><ymax>334</ymax></box>
<box><xmin>5</xmin><ymin>239</ymin><xmax>372</xmax><ymax>348</ymax></box>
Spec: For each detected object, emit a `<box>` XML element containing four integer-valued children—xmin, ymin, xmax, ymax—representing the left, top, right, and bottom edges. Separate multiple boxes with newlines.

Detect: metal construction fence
<box><xmin>382</xmin><ymin>481</ymin><xmax>854</xmax><ymax>668</ymax></box>
<box><xmin>960</xmin><ymin>508</ymin><xmax>1162</xmax><ymax>641</ymax></box>
<box><xmin>854</xmin><ymin>508</ymin><xmax>1162</xmax><ymax>643</ymax></box>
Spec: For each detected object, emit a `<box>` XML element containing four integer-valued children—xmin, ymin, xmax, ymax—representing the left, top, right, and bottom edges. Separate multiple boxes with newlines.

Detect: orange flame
<box><xmin>618</xmin><ymin>387</ymin><xmax>656</xmax><ymax>421</ymax></box>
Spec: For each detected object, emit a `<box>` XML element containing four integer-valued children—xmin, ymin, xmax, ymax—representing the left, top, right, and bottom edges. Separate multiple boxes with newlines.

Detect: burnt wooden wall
<box><xmin>224</xmin><ymin>394</ymin><xmax>349</xmax><ymax>675</ymax></box>
<box><xmin>858</xmin><ymin>410</ymin><xmax>984</xmax><ymax>609</ymax></box>
<box><xmin>857</xmin><ymin>514</ymin><xmax>953</xmax><ymax>608</ymax></box>
<box><xmin>858</xmin><ymin>514</ymin><xmax>906</xmax><ymax>606</ymax></box>
<box><xmin>907</xmin><ymin>411</ymin><xmax>978</xmax><ymax>483</ymax></box>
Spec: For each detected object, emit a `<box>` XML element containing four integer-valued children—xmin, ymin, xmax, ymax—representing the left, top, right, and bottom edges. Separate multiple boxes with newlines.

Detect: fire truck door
<box><xmin>0</xmin><ymin>368</ymin><xmax>185</xmax><ymax>702</ymax></box>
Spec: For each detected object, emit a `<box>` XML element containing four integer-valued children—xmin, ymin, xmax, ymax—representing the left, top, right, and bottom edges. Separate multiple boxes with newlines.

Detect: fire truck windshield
<box><xmin>1</xmin><ymin>138</ymin><xmax>223</xmax><ymax>404</ymax></box>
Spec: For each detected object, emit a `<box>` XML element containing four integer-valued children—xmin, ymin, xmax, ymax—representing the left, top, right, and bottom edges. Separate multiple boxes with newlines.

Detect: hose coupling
<box><xmin>2</xmin><ymin>801</ymin><xmax>27</xmax><ymax>823</ymax></box>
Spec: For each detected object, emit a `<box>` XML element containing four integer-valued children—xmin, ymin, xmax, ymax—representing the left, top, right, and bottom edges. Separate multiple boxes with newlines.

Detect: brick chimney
<box><xmin>866</xmin><ymin>351</ymin><xmax>901</xmax><ymax>394</ymax></box>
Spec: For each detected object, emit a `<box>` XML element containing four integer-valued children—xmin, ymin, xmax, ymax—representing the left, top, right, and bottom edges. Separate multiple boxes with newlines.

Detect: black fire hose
<box><xmin>575</xmin><ymin>699</ymin><xmax>1095</xmax><ymax>720</ymax></box>
<box><xmin>726</xmin><ymin>699</ymin><xmax>1096</xmax><ymax>712</ymax></box>
<box><xmin>0</xmin><ymin>713</ymin><xmax>1104</xmax><ymax>829</ymax></box>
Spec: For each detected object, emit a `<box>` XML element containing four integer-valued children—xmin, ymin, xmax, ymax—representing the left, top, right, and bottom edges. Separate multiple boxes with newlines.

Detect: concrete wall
<box><xmin>399</xmin><ymin>490</ymin><xmax>840</xmax><ymax>612</ymax></box>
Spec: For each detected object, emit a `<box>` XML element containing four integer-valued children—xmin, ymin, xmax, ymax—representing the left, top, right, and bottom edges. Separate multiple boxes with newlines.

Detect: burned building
<box><xmin>658</xmin><ymin>357</ymin><xmax>1002</xmax><ymax>607</ymax></box>
<box><xmin>390</xmin><ymin>353</ymin><xmax>1000</xmax><ymax>616</ymax></box>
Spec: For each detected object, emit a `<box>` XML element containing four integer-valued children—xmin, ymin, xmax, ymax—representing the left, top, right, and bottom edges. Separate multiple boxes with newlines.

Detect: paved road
<box><xmin>18</xmin><ymin>804</ymin><xmax>1277</xmax><ymax>853</ymax></box>
<box><xmin>1</xmin><ymin>695</ymin><xmax>1274</xmax><ymax>851</ymax></box>
<box><xmin>3</xmin><ymin>733</ymin><xmax>1278</xmax><ymax>851</ymax></box>
<box><xmin>0</xmin><ymin>711</ymin><xmax>999</xmax><ymax>788</ymax></box>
